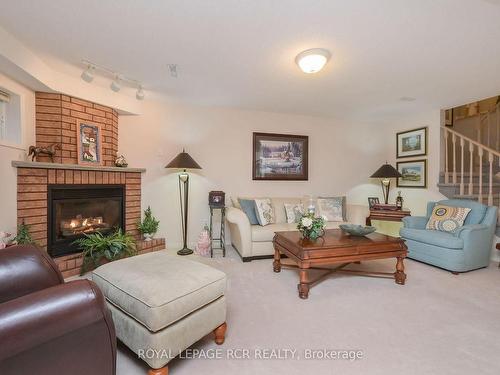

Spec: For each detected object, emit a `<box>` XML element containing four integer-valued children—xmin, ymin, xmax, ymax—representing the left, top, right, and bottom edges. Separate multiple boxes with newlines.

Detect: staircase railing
<box><xmin>475</xmin><ymin>103</ymin><xmax>499</xmax><ymax>150</ymax></box>
<box><xmin>442</xmin><ymin>126</ymin><xmax>500</xmax><ymax>206</ymax></box>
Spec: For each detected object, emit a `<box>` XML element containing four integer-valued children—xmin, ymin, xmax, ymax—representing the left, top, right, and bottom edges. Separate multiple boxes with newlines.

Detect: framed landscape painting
<box><xmin>253</xmin><ymin>132</ymin><xmax>308</xmax><ymax>180</ymax></box>
<box><xmin>397</xmin><ymin>159</ymin><xmax>427</xmax><ymax>188</ymax></box>
<box><xmin>77</xmin><ymin>121</ymin><xmax>102</xmax><ymax>166</ymax></box>
<box><xmin>396</xmin><ymin>127</ymin><xmax>427</xmax><ymax>158</ymax></box>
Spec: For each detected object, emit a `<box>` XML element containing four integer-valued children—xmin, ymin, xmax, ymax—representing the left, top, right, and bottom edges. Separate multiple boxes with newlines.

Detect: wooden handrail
<box><xmin>443</xmin><ymin>126</ymin><xmax>500</xmax><ymax>158</ymax></box>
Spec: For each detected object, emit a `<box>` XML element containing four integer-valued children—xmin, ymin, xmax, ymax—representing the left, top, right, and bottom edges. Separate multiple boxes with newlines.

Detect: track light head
<box><xmin>81</xmin><ymin>65</ymin><xmax>95</xmax><ymax>83</ymax></box>
<box><xmin>110</xmin><ymin>76</ymin><xmax>121</xmax><ymax>92</ymax></box>
<box><xmin>136</xmin><ymin>86</ymin><xmax>145</xmax><ymax>100</ymax></box>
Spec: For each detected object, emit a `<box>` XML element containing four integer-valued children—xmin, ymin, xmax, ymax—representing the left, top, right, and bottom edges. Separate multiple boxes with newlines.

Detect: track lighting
<box><xmin>81</xmin><ymin>65</ymin><xmax>95</xmax><ymax>83</ymax></box>
<box><xmin>136</xmin><ymin>86</ymin><xmax>145</xmax><ymax>100</ymax></box>
<box><xmin>110</xmin><ymin>76</ymin><xmax>121</xmax><ymax>92</ymax></box>
<box><xmin>80</xmin><ymin>59</ymin><xmax>145</xmax><ymax>100</ymax></box>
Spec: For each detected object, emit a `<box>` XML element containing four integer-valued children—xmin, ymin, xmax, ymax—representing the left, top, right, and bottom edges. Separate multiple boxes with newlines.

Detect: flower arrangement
<box><xmin>297</xmin><ymin>213</ymin><xmax>326</xmax><ymax>240</ymax></box>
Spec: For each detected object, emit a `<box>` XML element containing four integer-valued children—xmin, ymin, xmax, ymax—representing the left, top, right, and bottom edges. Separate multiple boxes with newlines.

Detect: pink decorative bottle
<box><xmin>195</xmin><ymin>225</ymin><xmax>211</xmax><ymax>257</ymax></box>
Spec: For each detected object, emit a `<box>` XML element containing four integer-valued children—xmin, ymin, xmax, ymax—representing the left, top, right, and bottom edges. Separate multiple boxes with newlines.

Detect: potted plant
<box><xmin>73</xmin><ymin>229</ymin><xmax>136</xmax><ymax>274</ymax></box>
<box><xmin>137</xmin><ymin>206</ymin><xmax>160</xmax><ymax>241</ymax></box>
<box><xmin>297</xmin><ymin>213</ymin><xmax>326</xmax><ymax>240</ymax></box>
<box><xmin>14</xmin><ymin>221</ymin><xmax>35</xmax><ymax>245</ymax></box>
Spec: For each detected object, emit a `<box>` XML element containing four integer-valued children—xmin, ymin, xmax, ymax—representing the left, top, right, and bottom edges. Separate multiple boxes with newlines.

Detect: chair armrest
<box><xmin>0</xmin><ymin>245</ymin><xmax>63</xmax><ymax>304</ymax></box>
<box><xmin>402</xmin><ymin>216</ymin><xmax>428</xmax><ymax>230</ymax></box>
<box><xmin>0</xmin><ymin>279</ymin><xmax>116</xmax><ymax>366</ymax></box>
<box><xmin>452</xmin><ymin>224</ymin><xmax>489</xmax><ymax>238</ymax></box>
<box><xmin>226</xmin><ymin>207</ymin><xmax>252</xmax><ymax>258</ymax></box>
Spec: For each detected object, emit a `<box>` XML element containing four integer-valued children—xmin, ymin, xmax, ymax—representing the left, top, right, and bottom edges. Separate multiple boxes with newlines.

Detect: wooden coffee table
<box><xmin>273</xmin><ymin>229</ymin><xmax>408</xmax><ymax>299</ymax></box>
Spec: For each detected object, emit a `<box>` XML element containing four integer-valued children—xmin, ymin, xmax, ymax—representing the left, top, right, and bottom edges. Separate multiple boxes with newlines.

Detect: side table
<box><xmin>366</xmin><ymin>209</ymin><xmax>411</xmax><ymax>226</ymax></box>
<box><xmin>209</xmin><ymin>206</ymin><xmax>226</xmax><ymax>257</ymax></box>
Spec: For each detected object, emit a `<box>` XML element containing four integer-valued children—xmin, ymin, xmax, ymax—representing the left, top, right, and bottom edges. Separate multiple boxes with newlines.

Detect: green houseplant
<box><xmin>14</xmin><ymin>221</ymin><xmax>35</xmax><ymax>245</ymax></box>
<box><xmin>73</xmin><ymin>229</ymin><xmax>136</xmax><ymax>274</ymax></box>
<box><xmin>137</xmin><ymin>206</ymin><xmax>160</xmax><ymax>241</ymax></box>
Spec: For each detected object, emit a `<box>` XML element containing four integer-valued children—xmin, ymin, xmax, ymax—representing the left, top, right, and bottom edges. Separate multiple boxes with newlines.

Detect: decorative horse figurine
<box><xmin>28</xmin><ymin>144</ymin><xmax>61</xmax><ymax>162</ymax></box>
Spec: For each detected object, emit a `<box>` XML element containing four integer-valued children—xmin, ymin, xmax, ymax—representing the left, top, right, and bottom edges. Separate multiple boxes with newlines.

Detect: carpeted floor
<box><xmin>117</xmin><ymin>247</ymin><xmax>500</xmax><ymax>375</ymax></box>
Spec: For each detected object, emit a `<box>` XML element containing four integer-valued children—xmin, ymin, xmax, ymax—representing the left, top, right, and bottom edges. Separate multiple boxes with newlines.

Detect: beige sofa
<box><xmin>226</xmin><ymin>197</ymin><xmax>369</xmax><ymax>261</ymax></box>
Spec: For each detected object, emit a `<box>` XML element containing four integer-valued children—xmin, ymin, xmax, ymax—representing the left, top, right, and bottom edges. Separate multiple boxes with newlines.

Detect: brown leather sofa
<box><xmin>0</xmin><ymin>245</ymin><xmax>116</xmax><ymax>375</ymax></box>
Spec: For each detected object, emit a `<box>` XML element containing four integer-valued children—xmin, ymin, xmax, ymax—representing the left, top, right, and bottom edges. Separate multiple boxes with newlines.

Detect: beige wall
<box><xmin>0</xmin><ymin>72</ymin><xmax>35</xmax><ymax>234</ymax></box>
<box><xmin>383</xmin><ymin>111</ymin><xmax>445</xmax><ymax>216</ymax></box>
<box><xmin>119</xmin><ymin>100</ymin><xmax>389</xmax><ymax>248</ymax></box>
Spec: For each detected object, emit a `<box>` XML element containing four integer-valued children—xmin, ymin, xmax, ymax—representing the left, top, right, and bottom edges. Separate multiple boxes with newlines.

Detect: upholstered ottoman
<box><xmin>92</xmin><ymin>251</ymin><xmax>227</xmax><ymax>375</ymax></box>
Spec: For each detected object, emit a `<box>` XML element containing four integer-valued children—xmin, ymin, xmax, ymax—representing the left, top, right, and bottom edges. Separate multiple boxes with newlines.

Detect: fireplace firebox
<box><xmin>48</xmin><ymin>185</ymin><xmax>125</xmax><ymax>257</ymax></box>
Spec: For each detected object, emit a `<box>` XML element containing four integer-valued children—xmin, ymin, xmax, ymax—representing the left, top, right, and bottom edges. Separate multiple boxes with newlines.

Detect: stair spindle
<box><xmin>444</xmin><ymin>130</ymin><xmax>449</xmax><ymax>184</ymax></box>
<box><xmin>478</xmin><ymin>147</ymin><xmax>484</xmax><ymax>203</ymax></box>
<box><xmin>452</xmin><ymin>133</ymin><xmax>457</xmax><ymax>184</ymax></box>
<box><xmin>487</xmin><ymin>114</ymin><xmax>491</xmax><ymax>149</ymax></box>
<box><xmin>488</xmin><ymin>152</ymin><xmax>494</xmax><ymax>206</ymax></box>
<box><xmin>469</xmin><ymin>142</ymin><xmax>474</xmax><ymax>195</ymax></box>
<box><xmin>460</xmin><ymin>137</ymin><xmax>465</xmax><ymax>195</ymax></box>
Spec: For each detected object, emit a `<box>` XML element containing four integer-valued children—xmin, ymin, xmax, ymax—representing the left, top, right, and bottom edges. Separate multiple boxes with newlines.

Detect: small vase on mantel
<box><xmin>143</xmin><ymin>233</ymin><xmax>154</xmax><ymax>242</ymax></box>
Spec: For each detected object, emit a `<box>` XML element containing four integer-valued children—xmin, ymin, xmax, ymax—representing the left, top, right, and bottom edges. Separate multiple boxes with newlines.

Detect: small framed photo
<box><xmin>209</xmin><ymin>191</ymin><xmax>225</xmax><ymax>207</ymax></box>
<box><xmin>396</xmin><ymin>127</ymin><xmax>427</xmax><ymax>159</ymax></box>
<box><xmin>397</xmin><ymin>159</ymin><xmax>427</xmax><ymax>188</ymax></box>
<box><xmin>368</xmin><ymin>197</ymin><xmax>380</xmax><ymax>209</ymax></box>
<box><xmin>77</xmin><ymin>121</ymin><xmax>102</xmax><ymax>166</ymax></box>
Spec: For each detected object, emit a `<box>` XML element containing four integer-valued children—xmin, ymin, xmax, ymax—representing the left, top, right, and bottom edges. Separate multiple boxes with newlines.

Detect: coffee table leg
<box><xmin>298</xmin><ymin>268</ymin><xmax>310</xmax><ymax>299</ymax></box>
<box><xmin>273</xmin><ymin>247</ymin><xmax>281</xmax><ymax>273</ymax></box>
<box><xmin>395</xmin><ymin>256</ymin><xmax>406</xmax><ymax>285</ymax></box>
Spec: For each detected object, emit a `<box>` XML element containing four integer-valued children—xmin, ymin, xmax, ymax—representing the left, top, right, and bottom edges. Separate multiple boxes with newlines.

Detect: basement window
<box><xmin>0</xmin><ymin>88</ymin><xmax>22</xmax><ymax>145</ymax></box>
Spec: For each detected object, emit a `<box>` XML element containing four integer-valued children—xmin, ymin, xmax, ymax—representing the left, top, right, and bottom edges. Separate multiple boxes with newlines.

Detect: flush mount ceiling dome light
<box><xmin>295</xmin><ymin>48</ymin><xmax>331</xmax><ymax>74</ymax></box>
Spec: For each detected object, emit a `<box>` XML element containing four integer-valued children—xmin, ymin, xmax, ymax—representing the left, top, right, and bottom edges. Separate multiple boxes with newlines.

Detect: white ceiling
<box><xmin>1</xmin><ymin>0</ymin><xmax>500</xmax><ymax>120</ymax></box>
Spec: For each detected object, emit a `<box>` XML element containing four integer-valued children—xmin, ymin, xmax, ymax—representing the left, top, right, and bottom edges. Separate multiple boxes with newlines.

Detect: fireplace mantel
<box><xmin>12</xmin><ymin>161</ymin><xmax>146</xmax><ymax>173</ymax></box>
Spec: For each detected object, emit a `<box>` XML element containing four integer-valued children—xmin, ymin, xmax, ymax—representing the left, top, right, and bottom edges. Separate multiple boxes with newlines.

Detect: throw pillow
<box><xmin>318</xmin><ymin>196</ymin><xmax>347</xmax><ymax>221</ymax></box>
<box><xmin>238</xmin><ymin>199</ymin><xmax>259</xmax><ymax>225</ymax></box>
<box><xmin>426</xmin><ymin>204</ymin><xmax>472</xmax><ymax>232</ymax></box>
<box><xmin>254</xmin><ymin>198</ymin><xmax>275</xmax><ymax>226</ymax></box>
<box><xmin>284</xmin><ymin>203</ymin><xmax>305</xmax><ymax>224</ymax></box>
<box><xmin>316</xmin><ymin>197</ymin><xmax>344</xmax><ymax>222</ymax></box>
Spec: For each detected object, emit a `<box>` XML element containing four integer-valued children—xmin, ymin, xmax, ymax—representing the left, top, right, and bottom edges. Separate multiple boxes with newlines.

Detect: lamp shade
<box><xmin>370</xmin><ymin>163</ymin><xmax>401</xmax><ymax>178</ymax></box>
<box><xmin>165</xmin><ymin>150</ymin><xmax>202</xmax><ymax>170</ymax></box>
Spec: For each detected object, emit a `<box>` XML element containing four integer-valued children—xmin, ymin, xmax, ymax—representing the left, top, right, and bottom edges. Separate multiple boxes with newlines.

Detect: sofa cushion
<box><xmin>400</xmin><ymin>228</ymin><xmax>464</xmax><ymax>249</ymax></box>
<box><xmin>270</xmin><ymin>197</ymin><xmax>303</xmax><ymax>224</ymax></box>
<box><xmin>238</xmin><ymin>198</ymin><xmax>259</xmax><ymax>225</ymax></box>
<box><xmin>426</xmin><ymin>204</ymin><xmax>471</xmax><ymax>232</ymax></box>
<box><xmin>317</xmin><ymin>197</ymin><xmax>344</xmax><ymax>221</ymax></box>
<box><xmin>92</xmin><ymin>251</ymin><xmax>226</xmax><ymax>332</ymax></box>
<box><xmin>427</xmin><ymin>200</ymin><xmax>487</xmax><ymax>225</ymax></box>
<box><xmin>318</xmin><ymin>196</ymin><xmax>347</xmax><ymax>221</ymax></box>
<box><xmin>252</xmin><ymin>223</ymin><xmax>296</xmax><ymax>242</ymax></box>
<box><xmin>254</xmin><ymin>198</ymin><xmax>275</xmax><ymax>226</ymax></box>
<box><xmin>251</xmin><ymin>221</ymin><xmax>346</xmax><ymax>242</ymax></box>
<box><xmin>284</xmin><ymin>203</ymin><xmax>305</xmax><ymax>223</ymax></box>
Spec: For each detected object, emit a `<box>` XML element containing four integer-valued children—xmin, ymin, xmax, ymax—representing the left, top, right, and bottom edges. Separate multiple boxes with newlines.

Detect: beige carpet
<box><xmin>117</xmin><ymin>247</ymin><xmax>500</xmax><ymax>375</ymax></box>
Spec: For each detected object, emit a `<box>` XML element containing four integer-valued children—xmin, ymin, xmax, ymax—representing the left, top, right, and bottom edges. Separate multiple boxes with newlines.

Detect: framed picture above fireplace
<box><xmin>77</xmin><ymin>120</ymin><xmax>103</xmax><ymax>166</ymax></box>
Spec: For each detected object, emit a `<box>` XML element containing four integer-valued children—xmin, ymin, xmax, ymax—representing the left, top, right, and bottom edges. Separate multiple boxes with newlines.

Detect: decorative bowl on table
<box><xmin>339</xmin><ymin>224</ymin><xmax>376</xmax><ymax>236</ymax></box>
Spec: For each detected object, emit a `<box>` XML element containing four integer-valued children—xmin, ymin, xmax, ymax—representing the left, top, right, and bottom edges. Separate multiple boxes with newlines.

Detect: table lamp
<box><xmin>165</xmin><ymin>150</ymin><xmax>202</xmax><ymax>255</ymax></box>
<box><xmin>370</xmin><ymin>163</ymin><xmax>402</xmax><ymax>205</ymax></box>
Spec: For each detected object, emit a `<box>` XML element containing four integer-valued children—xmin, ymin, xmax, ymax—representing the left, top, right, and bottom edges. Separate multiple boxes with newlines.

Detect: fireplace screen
<box><xmin>48</xmin><ymin>185</ymin><xmax>125</xmax><ymax>257</ymax></box>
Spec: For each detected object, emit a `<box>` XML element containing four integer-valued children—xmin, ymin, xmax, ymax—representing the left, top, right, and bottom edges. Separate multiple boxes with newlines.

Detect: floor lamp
<box><xmin>370</xmin><ymin>162</ymin><xmax>402</xmax><ymax>204</ymax></box>
<box><xmin>165</xmin><ymin>150</ymin><xmax>202</xmax><ymax>255</ymax></box>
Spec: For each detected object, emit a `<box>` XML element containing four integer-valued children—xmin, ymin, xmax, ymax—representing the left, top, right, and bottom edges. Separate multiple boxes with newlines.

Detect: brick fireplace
<box><xmin>12</xmin><ymin>92</ymin><xmax>165</xmax><ymax>278</ymax></box>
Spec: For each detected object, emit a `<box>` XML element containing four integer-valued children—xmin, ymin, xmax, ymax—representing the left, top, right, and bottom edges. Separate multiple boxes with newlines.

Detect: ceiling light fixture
<box><xmin>136</xmin><ymin>86</ymin><xmax>145</xmax><ymax>100</ymax></box>
<box><xmin>110</xmin><ymin>76</ymin><xmax>122</xmax><ymax>92</ymax></box>
<box><xmin>295</xmin><ymin>48</ymin><xmax>331</xmax><ymax>74</ymax></box>
<box><xmin>80</xmin><ymin>59</ymin><xmax>145</xmax><ymax>100</ymax></box>
<box><xmin>81</xmin><ymin>65</ymin><xmax>95</xmax><ymax>83</ymax></box>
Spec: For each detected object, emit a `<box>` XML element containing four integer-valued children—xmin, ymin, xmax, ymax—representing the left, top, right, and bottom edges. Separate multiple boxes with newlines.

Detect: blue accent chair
<box><xmin>400</xmin><ymin>199</ymin><xmax>497</xmax><ymax>273</ymax></box>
